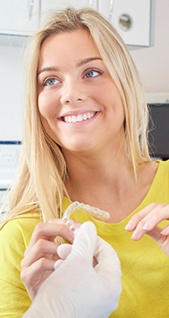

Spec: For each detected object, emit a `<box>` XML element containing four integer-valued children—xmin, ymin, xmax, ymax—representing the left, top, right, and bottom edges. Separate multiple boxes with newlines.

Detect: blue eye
<box><xmin>85</xmin><ymin>69</ymin><xmax>100</xmax><ymax>78</ymax></box>
<box><xmin>44</xmin><ymin>77</ymin><xmax>59</xmax><ymax>86</ymax></box>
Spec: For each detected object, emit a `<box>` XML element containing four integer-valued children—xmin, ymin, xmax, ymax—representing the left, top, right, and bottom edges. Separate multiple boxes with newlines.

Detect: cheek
<box><xmin>38</xmin><ymin>93</ymin><xmax>59</xmax><ymax>141</ymax></box>
<box><xmin>38</xmin><ymin>93</ymin><xmax>49</xmax><ymax>118</ymax></box>
<box><xmin>39</xmin><ymin>110</ymin><xmax>60</xmax><ymax>144</ymax></box>
<box><xmin>38</xmin><ymin>92</ymin><xmax>57</xmax><ymax>118</ymax></box>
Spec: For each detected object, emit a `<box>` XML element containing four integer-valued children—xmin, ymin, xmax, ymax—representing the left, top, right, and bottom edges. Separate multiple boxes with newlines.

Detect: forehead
<box><xmin>38</xmin><ymin>29</ymin><xmax>101</xmax><ymax>67</ymax></box>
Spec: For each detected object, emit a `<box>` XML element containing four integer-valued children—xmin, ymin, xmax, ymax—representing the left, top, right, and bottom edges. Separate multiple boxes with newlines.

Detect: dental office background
<box><xmin>0</xmin><ymin>0</ymin><xmax>169</xmax><ymax>218</ymax></box>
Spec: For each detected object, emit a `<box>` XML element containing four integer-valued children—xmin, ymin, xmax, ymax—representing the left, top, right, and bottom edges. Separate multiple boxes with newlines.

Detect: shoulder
<box><xmin>0</xmin><ymin>212</ymin><xmax>41</xmax><ymax>248</ymax></box>
<box><xmin>147</xmin><ymin>160</ymin><xmax>169</xmax><ymax>204</ymax></box>
<box><xmin>158</xmin><ymin>159</ymin><xmax>169</xmax><ymax>172</ymax></box>
<box><xmin>0</xmin><ymin>212</ymin><xmax>41</xmax><ymax>280</ymax></box>
<box><xmin>142</xmin><ymin>160</ymin><xmax>169</xmax><ymax>184</ymax></box>
<box><xmin>0</xmin><ymin>213</ymin><xmax>38</xmax><ymax>317</ymax></box>
<box><xmin>155</xmin><ymin>159</ymin><xmax>169</xmax><ymax>183</ymax></box>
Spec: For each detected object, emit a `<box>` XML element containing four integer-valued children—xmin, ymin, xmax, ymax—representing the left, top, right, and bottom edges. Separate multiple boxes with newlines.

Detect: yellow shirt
<box><xmin>0</xmin><ymin>160</ymin><xmax>169</xmax><ymax>317</ymax></box>
<box><xmin>0</xmin><ymin>213</ymin><xmax>41</xmax><ymax>317</ymax></box>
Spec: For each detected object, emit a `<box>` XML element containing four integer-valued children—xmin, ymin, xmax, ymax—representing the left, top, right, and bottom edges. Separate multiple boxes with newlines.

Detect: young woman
<box><xmin>0</xmin><ymin>7</ymin><xmax>169</xmax><ymax>318</ymax></box>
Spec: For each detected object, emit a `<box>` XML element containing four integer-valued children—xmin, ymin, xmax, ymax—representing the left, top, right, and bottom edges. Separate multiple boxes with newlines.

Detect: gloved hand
<box><xmin>23</xmin><ymin>221</ymin><xmax>122</xmax><ymax>318</ymax></box>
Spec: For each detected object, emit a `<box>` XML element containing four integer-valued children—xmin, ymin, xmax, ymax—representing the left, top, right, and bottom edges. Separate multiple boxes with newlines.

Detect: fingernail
<box><xmin>142</xmin><ymin>220</ymin><xmax>152</xmax><ymax>230</ymax></box>
<box><xmin>69</xmin><ymin>224</ymin><xmax>76</xmax><ymax>231</ymax></box>
<box><xmin>161</xmin><ymin>227</ymin><xmax>169</xmax><ymax>235</ymax></box>
<box><xmin>125</xmin><ymin>220</ymin><xmax>134</xmax><ymax>231</ymax></box>
<box><xmin>131</xmin><ymin>229</ymin><xmax>140</xmax><ymax>240</ymax></box>
<box><xmin>74</xmin><ymin>229</ymin><xmax>78</xmax><ymax>236</ymax></box>
<box><xmin>69</xmin><ymin>231</ymin><xmax>75</xmax><ymax>240</ymax></box>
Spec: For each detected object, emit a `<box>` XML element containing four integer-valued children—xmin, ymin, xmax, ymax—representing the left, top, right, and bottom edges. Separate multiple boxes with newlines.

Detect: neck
<box><xmin>63</xmin><ymin>148</ymin><xmax>157</xmax><ymax>222</ymax></box>
<box><xmin>64</xmin><ymin>149</ymin><xmax>134</xmax><ymax>202</ymax></box>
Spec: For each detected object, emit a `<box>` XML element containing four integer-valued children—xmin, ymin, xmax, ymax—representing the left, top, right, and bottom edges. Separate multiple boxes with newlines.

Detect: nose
<box><xmin>60</xmin><ymin>79</ymin><xmax>87</xmax><ymax>105</ymax></box>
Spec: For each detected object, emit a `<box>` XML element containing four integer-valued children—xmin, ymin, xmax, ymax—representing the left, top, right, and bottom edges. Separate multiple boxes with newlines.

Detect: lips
<box><xmin>61</xmin><ymin>111</ymin><xmax>97</xmax><ymax>123</ymax></box>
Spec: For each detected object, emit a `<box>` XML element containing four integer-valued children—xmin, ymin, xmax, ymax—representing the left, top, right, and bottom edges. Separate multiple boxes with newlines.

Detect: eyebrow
<box><xmin>38</xmin><ymin>66</ymin><xmax>59</xmax><ymax>76</ymax></box>
<box><xmin>77</xmin><ymin>57</ymin><xmax>102</xmax><ymax>67</ymax></box>
<box><xmin>38</xmin><ymin>57</ymin><xmax>102</xmax><ymax>76</ymax></box>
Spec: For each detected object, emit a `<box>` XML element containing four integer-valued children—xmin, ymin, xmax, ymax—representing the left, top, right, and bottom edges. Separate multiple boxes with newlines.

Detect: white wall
<box><xmin>0</xmin><ymin>44</ymin><xmax>24</xmax><ymax>140</ymax></box>
<box><xmin>0</xmin><ymin>0</ymin><xmax>169</xmax><ymax>140</ymax></box>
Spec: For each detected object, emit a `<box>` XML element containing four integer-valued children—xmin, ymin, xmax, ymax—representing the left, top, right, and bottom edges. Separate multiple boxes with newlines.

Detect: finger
<box><xmin>94</xmin><ymin>237</ymin><xmax>121</xmax><ymax>276</ymax></box>
<box><xmin>128</xmin><ymin>205</ymin><xmax>169</xmax><ymax>240</ymax></box>
<box><xmin>25</xmin><ymin>221</ymin><xmax>74</xmax><ymax>255</ymax></box>
<box><xmin>161</xmin><ymin>236</ymin><xmax>169</xmax><ymax>256</ymax></box>
<box><xmin>125</xmin><ymin>203</ymin><xmax>158</xmax><ymax>231</ymax></box>
<box><xmin>125</xmin><ymin>203</ymin><xmax>169</xmax><ymax>233</ymax></box>
<box><xmin>62</xmin><ymin>218</ymin><xmax>81</xmax><ymax>231</ymax></box>
<box><xmin>54</xmin><ymin>259</ymin><xmax>64</xmax><ymax>270</ymax></box>
<box><xmin>94</xmin><ymin>237</ymin><xmax>122</xmax><ymax>301</ymax></box>
<box><xmin>131</xmin><ymin>224</ymin><xmax>161</xmax><ymax>240</ymax></box>
<box><xmin>21</xmin><ymin>239</ymin><xmax>59</xmax><ymax>269</ymax></box>
<box><xmin>54</xmin><ymin>245</ymin><xmax>74</xmax><ymax>268</ymax></box>
<box><xmin>145</xmin><ymin>227</ymin><xmax>169</xmax><ymax>256</ymax></box>
<box><xmin>138</xmin><ymin>224</ymin><xmax>169</xmax><ymax>252</ymax></box>
<box><xmin>57</xmin><ymin>244</ymin><xmax>72</xmax><ymax>259</ymax></box>
<box><xmin>131</xmin><ymin>225</ymin><xmax>169</xmax><ymax>254</ymax></box>
<box><xmin>20</xmin><ymin>258</ymin><xmax>55</xmax><ymax>287</ymax></box>
<box><xmin>161</xmin><ymin>225</ymin><xmax>169</xmax><ymax>235</ymax></box>
<box><xmin>69</xmin><ymin>221</ymin><xmax>97</xmax><ymax>263</ymax></box>
<box><xmin>141</xmin><ymin>204</ymin><xmax>169</xmax><ymax>231</ymax></box>
<box><xmin>147</xmin><ymin>227</ymin><xmax>166</xmax><ymax>242</ymax></box>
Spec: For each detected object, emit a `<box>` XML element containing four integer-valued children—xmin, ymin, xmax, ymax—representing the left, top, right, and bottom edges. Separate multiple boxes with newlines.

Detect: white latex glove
<box><xmin>23</xmin><ymin>221</ymin><xmax>122</xmax><ymax>318</ymax></box>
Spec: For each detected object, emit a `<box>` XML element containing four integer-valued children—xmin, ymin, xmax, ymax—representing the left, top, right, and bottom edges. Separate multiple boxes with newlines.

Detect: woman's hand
<box><xmin>22</xmin><ymin>222</ymin><xmax>122</xmax><ymax>318</ymax></box>
<box><xmin>125</xmin><ymin>203</ymin><xmax>169</xmax><ymax>256</ymax></box>
<box><xmin>20</xmin><ymin>219</ymin><xmax>74</xmax><ymax>300</ymax></box>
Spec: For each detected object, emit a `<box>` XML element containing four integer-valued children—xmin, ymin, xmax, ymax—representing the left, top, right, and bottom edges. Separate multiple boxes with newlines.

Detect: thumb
<box><xmin>57</xmin><ymin>244</ymin><xmax>72</xmax><ymax>259</ymax></box>
<box><xmin>95</xmin><ymin>237</ymin><xmax>121</xmax><ymax>275</ymax></box>
<box><xmin>94</xmin><ymin>236</ymin><xmax>122</xmax><ymax>296</ymax></box>
<box><xmin>69</xmin><ymin>221</ymin><xmax>97</xmax><ymax>263</ymax></box>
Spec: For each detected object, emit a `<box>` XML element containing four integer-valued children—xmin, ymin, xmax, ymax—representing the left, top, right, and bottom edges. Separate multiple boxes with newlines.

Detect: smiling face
<box><xmin>37</xmin><ymin>28</ymin><xmax>125</xmax><ymax>157</ymax></box>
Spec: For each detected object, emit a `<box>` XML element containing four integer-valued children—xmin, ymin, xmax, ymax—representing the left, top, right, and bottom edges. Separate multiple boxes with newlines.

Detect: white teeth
<box><xmin>63</xmin><ymin>112</ymin><xmax>95</xmax><ymax>123</ymax></box>
<box><xmin>77</xmin><ymin>114</ymin><xmax>83</xmax><ymax>122</ymax></box>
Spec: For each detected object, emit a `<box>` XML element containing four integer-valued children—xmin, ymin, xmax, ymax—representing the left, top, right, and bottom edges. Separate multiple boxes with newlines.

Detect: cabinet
<box><xmin>41</xmin><ymin>0</ymin><xmax>113</xmax><ymax>21</ymax></box>
<box><xmin>0</xmin><ymin>0</ymin><xmax>112</xmax><ymax>37</ymax></box>
<box><xmin>0</xmin><ymin>0</ymin><xmax>41</xmax><ymax>46</ymax></box>
<box><xmin>111</xmin><ymin>0</ymin><xmax>153</xmax><ymax>47</ymax></box>
<box><xmin>0</xmin><ymin>0</ymin><xmax>154</xmax><ymax>47</ymax></box>
<box><xmin>0</xmin><ymin>0</ymin><xmax>40</xmax><ymax>36</ymax></box>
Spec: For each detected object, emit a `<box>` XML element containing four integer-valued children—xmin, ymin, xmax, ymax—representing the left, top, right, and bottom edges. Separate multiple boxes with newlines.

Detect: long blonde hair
<box><xmin>2</xmin><ymin>7</ymin><xmax>150</xmax><ymax>224</ymax></box>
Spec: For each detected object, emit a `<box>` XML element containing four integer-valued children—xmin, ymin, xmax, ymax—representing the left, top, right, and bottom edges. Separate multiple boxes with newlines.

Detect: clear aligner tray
<box><xmin>62</xmin><ymin>201</ymin><xmax>110</xmax><ymax>229</ymax></box>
